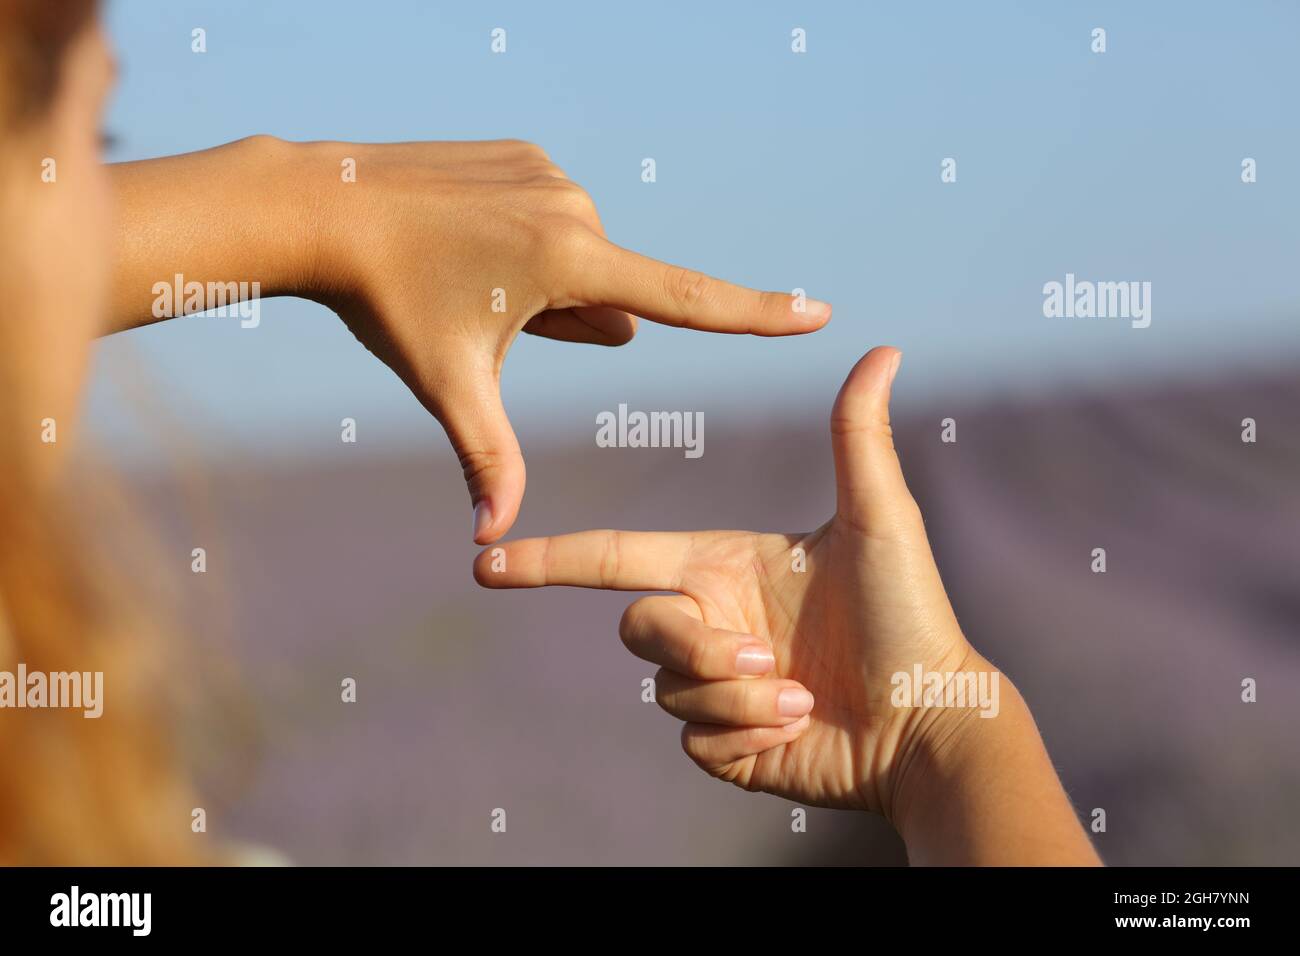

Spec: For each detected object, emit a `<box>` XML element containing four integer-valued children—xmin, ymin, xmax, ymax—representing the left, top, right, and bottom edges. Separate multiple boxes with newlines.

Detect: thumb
<box><xmin>829</xmin><ymin>346</ymin><xmax>917</xmax><ymax>533</ymax></box>
<box><xmin>432</xmin><ymin>369</ymin><xmax>526</xmax><ymax>545</ymax></box>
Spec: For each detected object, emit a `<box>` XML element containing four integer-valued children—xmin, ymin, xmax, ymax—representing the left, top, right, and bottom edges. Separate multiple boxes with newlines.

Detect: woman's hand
<box><xmin>108</xmin><ymin>136</ymin><xmax>829</xmax><ymax>543</ymax></box>
<box><xmin>304</xmin><ymin>138</ymin><xmax>829</xmax><ymax>543</ymax></box>
<box><xmin>475</xmin><ymin>348</ymin><xmax>1100</xmax><ymax>864</ymax></box>
<box><xmin>475</xmin><ymin>347</ymin><xmax>961</xmax><ymax>811</ymax></box>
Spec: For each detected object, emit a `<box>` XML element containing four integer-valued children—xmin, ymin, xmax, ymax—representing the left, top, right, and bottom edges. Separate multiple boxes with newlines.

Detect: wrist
<box><xmin>886</xmin><ymin>659</ymin><xmax>1099</xmax><ymax>865</ymax></box>
<box><xmin>228</xmin><ymin>134</ymin><xmax>329</xmax><ymax>300</ymax></box>
<box><xmin>886</xmin><ymin>650</ymin><xmax>1021</xmax><ymax>830</ymax></box>
<box><xmin>888</xmin><ymin>658</ymin><xmax>1020</xmax><ymax>804</ymax></box>
<box><xmin>275</xmin><ymin>137</ymin><xmax>384</xmax><ymax>312</ymax></box>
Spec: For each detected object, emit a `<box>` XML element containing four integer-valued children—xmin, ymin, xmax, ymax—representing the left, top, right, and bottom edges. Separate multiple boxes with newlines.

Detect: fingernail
<box><xmin>805</xmin><ymin>298</ymin><xmax>832</xmax><ymax>320</ymax></box>
<box><xmin>782</xmin><ymin>714</ymin><xmax>811</xmax><ymax>734</ymax></box>
<box><xmin>777</xmin><ymin>687</ymin><xmax>815</xmax><ymax>717</ymax></box>
<box><xmin>888</xmin><ymin>351</ymin><xmax>903</xmax><ymax>386</ymax></box>
<box><xmin>735</xmin><ymin>643</ymin><xmax>776</xmax><ymax>675</ymax></box>
<box><xmin>473</xmin><ymin>499</ymin><xmax>494</xmax><ymax>540</ymax></box>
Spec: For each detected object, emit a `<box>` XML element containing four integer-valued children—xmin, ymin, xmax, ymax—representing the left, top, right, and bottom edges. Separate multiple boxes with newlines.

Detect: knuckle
<box><xmin>682</xmin><ymin>628</ymin><xmax>712</xmax><ymax>677</ymax></box>
<box><xmin>664</xmin><ymin>266</ymin><xmax>712</xmax><ymax>309</ymax></box>
<box><xmin>713</xmin><ymin>758</ymin><xmax>752</xmax><ymax>787</ymax></box>
<box><xmin>456</xmin><ymin>446</ymin><xmax>509</xmax><ymax>487</ymax></box>
<box><xmin>654</xmin><ymin>667</ymin><xmax>680</xmax><ymax>716</ymax></box>
<box><xmin>680</xmin><ymin>723</ymin><xmax>704</xmax><ymax>763</ymax></box>
<box><xmin>504</xmin><ymin>138</ymin><xmax>550</xmax><ymax>161</ymax></box>
<box><xmin>528</xmin><ymin>178</ymin><xmax>599</xmax><ymax>231</ymax></box>
<box><xmin>618</xmin><ymin>598</ymin><xmax>649</xmax><ymax>650</ymax></box>
<box><xmin>679</xmin><ymin>726</ymin><xmax>728</xmax><ymax>781</ymax></box>
<box><xmin>757</xmin><ymin>289</ymin><xmax>788</xmax><ymax>317</ymax></box>
<box><xmin>731</xmin><ymin>680</ymin><xmax>758</xmax><ymax>719</ymax></box>
<box><xmin>741</xmin><ymin>726</ymin><xmax>770</xmax><ymax>753</ymax></box>
<box><xmin>551</xmin><ymin>179</ymin><xmax>596</xmax><ymax>213</ymax></box>
<box><xmin>523</xmin><ymin>218</ymin><xmax>596</xmax><ymax>295</ymax></box>
<box><xmin>597</xmin><ymin>531</ymin><xmax>623</xmax><ymax>587</ymax></box>
<box><xmin>236</xmin><ymin>133</ymin><xmax>283</xmax><ymax>152</ymax></box>
<box><xmin>542</xmin><ymin>219</ymin><xmax>597</xmax><ymax>265</ymax></box>
<box><xmin>828</xmin><ymin>414</ymin><xmax>893</xmax><ymax>445</ymax></box>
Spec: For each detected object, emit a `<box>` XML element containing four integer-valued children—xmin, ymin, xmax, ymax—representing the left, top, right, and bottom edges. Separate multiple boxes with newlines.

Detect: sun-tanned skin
<box><xmin>106</xmin><ymin>136</ymin><xmax>829</xmax><ymax>544</ymax></box>
<box><xmin>47</xmin><ymin>24</ymin><xmax>1091</xmax><ymax>866</ymax></box>
<box><xmin>476</xmin><ymin>348</ymin><xmax>1102</xmax><ymax>866</ymax></box>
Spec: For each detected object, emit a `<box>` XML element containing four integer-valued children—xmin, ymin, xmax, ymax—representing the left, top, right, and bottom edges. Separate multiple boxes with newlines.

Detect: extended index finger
<box><xmin>473</xmin><ymin>530</ymin><xmax>693</xmax><ymax>592</ymax></box>
<box><xmin>580</xmin><ymin>241</ymin><xmax>832</xmax><ymax>336</ymax></box>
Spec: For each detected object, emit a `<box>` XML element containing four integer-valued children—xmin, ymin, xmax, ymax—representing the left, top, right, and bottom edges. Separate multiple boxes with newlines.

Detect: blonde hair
<box><xmin>0</xmin><ymin>0</ymin><xmax>199</xmax><ymax>864</ymax></box>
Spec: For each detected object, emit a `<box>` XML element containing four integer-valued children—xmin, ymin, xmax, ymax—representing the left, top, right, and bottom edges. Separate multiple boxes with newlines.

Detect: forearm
<box><xmin>106</xmin><ymin>135</ymin><xmax>321</xmax><ymax>334</ymax></box>
<box><xmin>892</xmin><ymin>666</ymin><xmax>1102</xmax><ymax>866</ymax></box>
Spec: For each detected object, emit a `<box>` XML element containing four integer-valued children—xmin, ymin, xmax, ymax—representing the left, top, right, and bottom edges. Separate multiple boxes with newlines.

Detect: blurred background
<box><xmin>86</xmin><ymin>0</ymin><xmax>1299</xmax><ymax>864</ymax></box>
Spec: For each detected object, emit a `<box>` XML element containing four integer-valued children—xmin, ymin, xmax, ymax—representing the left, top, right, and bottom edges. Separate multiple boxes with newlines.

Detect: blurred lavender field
<box><xmin>129</xmin><ymin>371</ymin><xmax>1300</xmax><ymax>866</ymax></box>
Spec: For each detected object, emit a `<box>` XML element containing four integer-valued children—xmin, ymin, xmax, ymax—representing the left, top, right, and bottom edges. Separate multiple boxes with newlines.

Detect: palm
<box><xmin>672</xmin><ymin>516</ymin><xmax>965</xmax><ymax>811</ymax></box>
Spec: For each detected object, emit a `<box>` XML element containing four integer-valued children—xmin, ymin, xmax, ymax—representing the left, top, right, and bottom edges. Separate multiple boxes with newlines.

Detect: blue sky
<box><xmin>89</xmin><ymin>1</ymin><xmax>1300</xmax><ymax>459</ymax></box>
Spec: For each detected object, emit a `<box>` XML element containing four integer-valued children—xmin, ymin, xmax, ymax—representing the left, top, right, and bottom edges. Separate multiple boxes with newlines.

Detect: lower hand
<box><xmin>474</xmin><ymin>348</ymin><xmax>973</xmax><ymax>812</ymax></box>
<box><xmin>474</xmin><ymin>347</ymin><xmax>1101</xmax><ymax>864</ymax></box>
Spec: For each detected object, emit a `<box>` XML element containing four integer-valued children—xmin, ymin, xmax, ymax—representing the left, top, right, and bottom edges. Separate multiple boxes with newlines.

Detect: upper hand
<box><xmin>303</xmin><ymin>138</ymin><xmax>830</xmax><ymax>543</ymax></box>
